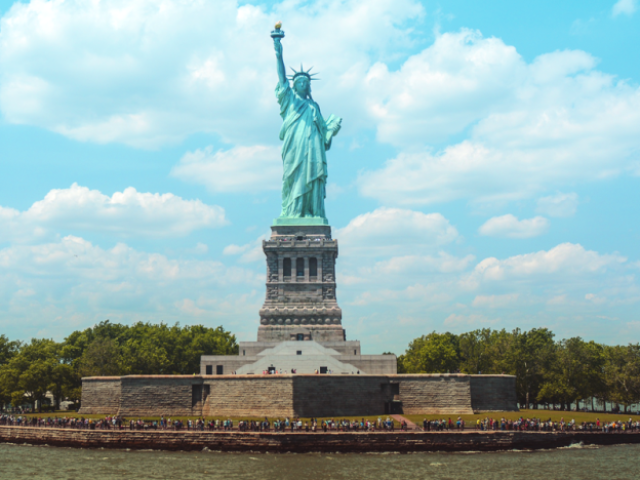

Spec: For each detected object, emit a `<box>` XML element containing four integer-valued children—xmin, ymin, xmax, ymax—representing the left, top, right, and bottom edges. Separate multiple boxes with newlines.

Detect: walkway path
<box><xmin>391</xmin><ymin>415</ymin><xmax>419</xmax><ymax>431</ymax></box>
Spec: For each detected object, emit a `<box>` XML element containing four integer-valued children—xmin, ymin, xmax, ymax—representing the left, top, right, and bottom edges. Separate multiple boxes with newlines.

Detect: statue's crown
<box><xmin>288</xmin><ymin>64</ymin><xmax>319</xmax><ymax>82</ymax></box>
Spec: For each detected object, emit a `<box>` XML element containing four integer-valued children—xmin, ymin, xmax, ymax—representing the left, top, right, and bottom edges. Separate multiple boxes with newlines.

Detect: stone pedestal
<box><xmin>258</xmin><ymin>225</ymin><xmax>345</xmax><ymax>342</ymax></box>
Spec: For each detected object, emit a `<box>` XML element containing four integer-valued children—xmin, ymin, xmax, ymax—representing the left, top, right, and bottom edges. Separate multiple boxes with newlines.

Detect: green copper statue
<box><xmin>271</xmin><ymin>22</ymin><xmax>342</xmax><ymax>225</ymax></box>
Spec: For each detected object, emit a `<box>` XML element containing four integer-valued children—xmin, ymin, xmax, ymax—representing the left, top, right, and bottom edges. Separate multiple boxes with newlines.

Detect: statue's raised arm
<box><xmin>270</xmin><ymin>22</ymin><xmax>342</xmax><ymax>225</ymax></box>
<box><xmin>272</xmin><ymin>22</ymin><xmax>286</xmax><ymax>86</ymax></box>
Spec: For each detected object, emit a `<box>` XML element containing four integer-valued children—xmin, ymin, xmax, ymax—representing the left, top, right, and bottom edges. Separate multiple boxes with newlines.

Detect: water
<box><xmin>1</xmin><ymin>443</ymin><xmax>639</xmax><ymax>479</ymax></box>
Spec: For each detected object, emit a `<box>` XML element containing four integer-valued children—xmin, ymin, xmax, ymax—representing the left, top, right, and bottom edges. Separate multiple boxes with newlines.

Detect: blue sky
<box><xmin>0</xmin><ymin>0</ymin><xmax>638</xmax><ymax>354</ymax></box>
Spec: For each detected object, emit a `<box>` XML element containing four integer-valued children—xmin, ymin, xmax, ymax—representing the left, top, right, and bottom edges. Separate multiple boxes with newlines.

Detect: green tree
<box><xmin>0</xmin><ymin>339</ymin><xmax>60</xmax><ymax>411</ymax></box>
<box><xmin>0</xmin><ymin>335</ymin><xmax>21</xmax><ymax>410</ymax></box>
<box><xmin>458</xmin><ymin>328</ymin><xmax>510</xmax><ymax>375</ymax></box>
<box><xmin>65</xmin><ymin>320</ymin><xmax>238</xmax><ymax>376</ymax></box>
<box><xmin>500</xmin><ymin>328</ymin><xmax>555</xmax><ymax>409</ymax></box>
<box><xmin>78</xmin><ymin>337</ymin><xmax>121</xmax><ymax>377</ymax></box>
<box><xmin>400</xmin><ymin>332</ymin><xmax>460</xmax><ymax>373</ymax></box>
<box><xmin>603</xmin><ymin>344</ymin><xmax>640</xmax><ymax>412</ymax></box>
<box><xmin>538</xmin><ymin>337</ymin><xmax>605</xmax><ymax>411</ymax></box>
<box><xmin>0</xmin><ymin>335</ymin><xmax>20</xmax><ymax>366</ymax></box>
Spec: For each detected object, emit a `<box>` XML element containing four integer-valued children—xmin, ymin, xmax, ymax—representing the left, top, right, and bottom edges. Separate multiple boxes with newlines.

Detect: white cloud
<box><xmin>444</xmin><ymin>313</ymin><xmax>498</xmax><ymax>328</ymax></box>
<box><xmin>341</xmin><ymin>242</ymin><xmax>638</xmax><ymax>349</ymax></box>
<box><xmin>335</xmin><ymin>208</ymin><xmax>459</xmax><ymax>256</ymax></box>
<box><xmin>585</xmin><ymin>293</ymin><xmax>607</xmax><ymax>305</ymax></box>
<box><xmin>349</xmin><ymin>282</ymin><xmax>454</xmax><ymax>306</ymax></box>
<box><xmin>470</xmin><ymin>243</ymin><xmax>626</xmax><ymax>282</ymax></box>
<box><xmin>187</xmin><ymin>243</ymin><xmax>209</xmax><ymax>255</ymax></box>
<box><xmin>365</xmin><ymin>253</ymin><xmax>475</xmax><ymax>276</ymax></box>
<box><xmin>478</xmin><ymin>214</ymin><xmax>549</xmax><ymax>239</ymax></box>
<box><xmin>0</xmin><ymin>236</ymin><xmax>256</xmax><ymax>283</ymax></box>
<box><xmin>536</xmin><ymin>192</ymin><xmax>578</xmax><ymax>218</ymax></box>
<box><xmin>171</xmin><ymin>145</ymin><xmax>281</xmax><ymax>193</ymax></box>
<box><xmin>0</xmin><ymin>235</ymin><xmax>262</xmax><ymax>339</ymax></box>
<box><xmin>0</xmin><ymin>0</ymin><xmax>424</xmax><ymax>147</ymax></box>
<box><xmin>358</xmin><ymin>31</ymin><xmax>640</xmax><ymax>205</ymax></box>
<box><xmin>223</xmin><ymin>235</ymin><xmax>266</xmax><ymax>263</ymax></box>
<box><xmin>365</xmin><ymin>29</ymin><xmax>524</xmax><ymax>146</ymax></box>
<box><xmin>472</xmin><ymin>293</ymin><xmax>519</xmax><ymax>308</ymax></box>
<box><xmin>0</xmin><ymin>183</ymin><xmax>226</xmax><ymax>241</ymax></box>
<box><xmin>612</xmin><ymin>0</ymin><xmax>637</xmax><ymax>17</ymax></box>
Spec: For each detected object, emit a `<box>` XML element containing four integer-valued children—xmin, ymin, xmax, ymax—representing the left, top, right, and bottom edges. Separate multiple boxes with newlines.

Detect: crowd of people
<box><xmin>2</xmin><ymin>413</ymin><xmax>639</xmax><ymax>434</ymax></box>
<box><xmin>469</xmin><ymin>416</ymin><xmax>640</xmax><ymax>433</ymax></box>
<box><xmin>0</xmin><ymin>414</ymin><xmax>398</xmax><ymax>432</ymax></box>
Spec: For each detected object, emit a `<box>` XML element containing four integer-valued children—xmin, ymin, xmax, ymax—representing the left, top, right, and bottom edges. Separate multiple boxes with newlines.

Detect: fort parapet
<box><xmin>79</xmin><ymin>374</ymin><xmax>517</xmax><ymax>417</ymax></box>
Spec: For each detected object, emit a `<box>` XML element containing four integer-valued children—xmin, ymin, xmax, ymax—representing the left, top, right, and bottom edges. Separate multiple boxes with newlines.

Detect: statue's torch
<box><xmin>271</xmin><ymin>21</ymin><xmax>284</xmax><ymax>40</ymax></box>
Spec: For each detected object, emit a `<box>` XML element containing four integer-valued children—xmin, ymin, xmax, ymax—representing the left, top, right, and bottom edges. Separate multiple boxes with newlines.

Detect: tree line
<box><xmin>0</xmin><ymin>321</ymin><xmax>238</xmax><ymax>412</ymax></box>
<box><xmin>2</xmin><ymin>323</ymin><xmax>639</xmax><ymax>413</ymax></box>
<box><xmin>398</xmin><ymin>328</ymin><xmax>640</xmax><ymax>412</ymax></box>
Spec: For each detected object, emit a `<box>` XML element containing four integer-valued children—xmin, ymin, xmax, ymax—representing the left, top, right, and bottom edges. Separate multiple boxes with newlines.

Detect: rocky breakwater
<box><xmin>1</xmin><ymin>427</ymin><xmax>640</xmax><ymax>453</ymax></box>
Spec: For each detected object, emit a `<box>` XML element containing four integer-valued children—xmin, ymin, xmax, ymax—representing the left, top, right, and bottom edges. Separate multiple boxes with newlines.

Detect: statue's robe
<box><xmin>276</xmin><ymin>81</ymin><xmax>335</xmax><ymax>219</ymax></box>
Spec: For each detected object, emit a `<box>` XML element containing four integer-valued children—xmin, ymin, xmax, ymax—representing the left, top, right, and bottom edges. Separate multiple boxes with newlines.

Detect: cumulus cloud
<box><xmin>358</xmin><ymin>30</ymin><xmax>640</xmax><ymax>205</ymax></box>
<box><xmin>478</xmin><ymin>214</ymin><xmax>549</xmax><ymax>239</ymax></box>
<box><xmin>338</xmin><ymin>241</ymin><xmax>639</xmax><ymax>349</ymax></box>
<box><xmin>335</xmin><ymin>208</ymin><xmax>459</xmax><ymax>256</ymax></box>
<box><xmin>470</xmin><ymin>243</ymin><xmax>626</xmax><ymax>282</ymax></box>
<box><xmin>0</xmin><ymin>235</ymin><xmax>262</xmax><ymax>338</ymax></box>
<box><xmin>0</xmin><ymin>183</ymin><xmax>226</xmax><ymax>242</ymax></box>
<box><xmin>612</xmin><ymin>0</ymin><xmax>637</xmax><ymax>17</ymax></box>
<box><xmin>536</xmin><ymin>192</ymin><xmax>578</xmax><ymax>218</ymax></box>
<box><xmin>472</xmin><ymin>293</ymin><xmax>519</xmax><ymax>308</ymax></box>
<box><xmin>444</xmin><ymin>313</ymin><xmax>499</xmax><ymax>328</ymax></box>
<box><xmin>223</xmin><ymin>234</ymin><xmax>266</xmax><ymax>263</ymax></box>
<box><xmin>0</xmin><ymin>0</ymin><xmax>423</xmax><ymax>147</ymax></box>
<box><xmin>364</xmin><ymin>253</ymin><xmax>475</xmax><ymax>276</ymax></box>
<box><xmin>171</xmin><ymin>145</ymin><xmax>281</xmax><ymax>193</ymax></box>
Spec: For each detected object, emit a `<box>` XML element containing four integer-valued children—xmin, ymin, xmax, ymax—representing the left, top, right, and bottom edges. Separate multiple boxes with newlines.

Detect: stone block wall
<box><xmin>79</xmin><ymin>377</ymin><xmax>121</xmax><ymax>415</ymax></box>
<box><xmin>118</xmin><ymin>376</ymin><xmax>203</xmax><ymax>417</ymax></box>
<box><xmin>79</xmin><ymin>374</ymin><xmax>517</xmax><ymax>417</ymax></box>
<box><xmin>292</xmin><ymin>376</ymin><xmax>393</xmax><ymax>417</ymax></box>
<box><xmin>204</xmin><ymin>377</ymin><xmax>294</xmax><ymax>417</ymax></box>
<box><xmin>400</xmin><ymin>375</ymin><xmax>474</xmax><ymax>415</ymax></box>
<box><xmin>470</xmin><ymin>375</ymin><xmax>518</xmax><ymax>412</ymax></box>
<box><xmin>344</xmin><ymin>355</ymin><xmax>398</xmax><ymax>375</ymax></box>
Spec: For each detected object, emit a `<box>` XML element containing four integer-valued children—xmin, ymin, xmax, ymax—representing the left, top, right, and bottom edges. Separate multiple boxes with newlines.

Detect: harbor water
<box><xmin>1</xmin><ymin>443</ymin><xmax>639</xmax><ymax>479</ymax></box>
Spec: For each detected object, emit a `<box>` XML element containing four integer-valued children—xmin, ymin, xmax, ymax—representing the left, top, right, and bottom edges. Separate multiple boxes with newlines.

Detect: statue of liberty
<box><xmin>271</xmin><ymin>23</ymin><xmax>342</xmax><ymax>225</ymax></box>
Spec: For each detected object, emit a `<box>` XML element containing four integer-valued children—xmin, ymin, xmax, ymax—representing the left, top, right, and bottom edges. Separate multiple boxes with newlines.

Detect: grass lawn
<box><xmin>404</xmin><ymin>409</ymin><xmax>640</xmax><ymax>427</ymax></box>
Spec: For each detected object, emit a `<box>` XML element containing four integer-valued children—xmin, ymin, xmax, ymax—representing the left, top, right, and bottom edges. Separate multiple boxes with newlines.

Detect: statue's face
<box><xmin>294</xmin><ymin>77</ymin><xmax>310</xmax><ymax>97</ymax></box>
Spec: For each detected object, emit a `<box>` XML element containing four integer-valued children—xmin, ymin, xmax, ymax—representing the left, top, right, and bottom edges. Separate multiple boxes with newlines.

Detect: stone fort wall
<box><xmin>79</xmin><ymin>374</ymin><xmax>517</xmax><ymax>417</ymax></box>
<box><xmin>470</xmin><ymin>375</ymin><xmax>518</xmax><ymax>412</ymax></box>
<box><xmin>4</xmin><ymin>427</ymin><xmax>639</xmax><ymax>453</ymax></box>
<box><xmin>79</xmin><ymin>377</ymin><xmax>121</xmax><ymax>415</ymax></box>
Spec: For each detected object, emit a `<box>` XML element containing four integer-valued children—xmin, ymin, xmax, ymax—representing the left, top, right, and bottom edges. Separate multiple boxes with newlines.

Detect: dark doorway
<box><xmin>216</xmin><ymin>365</ymin><xmax>223</xmax><ymax>375</ymax></box>
<box><xmin>268</xmin><ymin>366</ymin><xmax>276</xmax><ymax>374</ymax></box>
<box><xmin>296</xmin><ymin>333</ymin><xmax>304</xmax><ymax>341</ymax></box>
<box><xmin>205</xmin><ymin>365</ymin><xmax>213</xmax><ymax>375</ymax></box>
<box><xmin>384</xmin><ymin>401</ymin><xmax>404</xmax><ymax>414</ymax></box>
<box><xmin>192</xmin><ymin>385</ymin><xmax>203</xmax><ymax>408</ymax></box>
<box><xmin>320</xmin><ymin>366</ymin><xmax>328</xmax><ymax>374</ymax></box>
